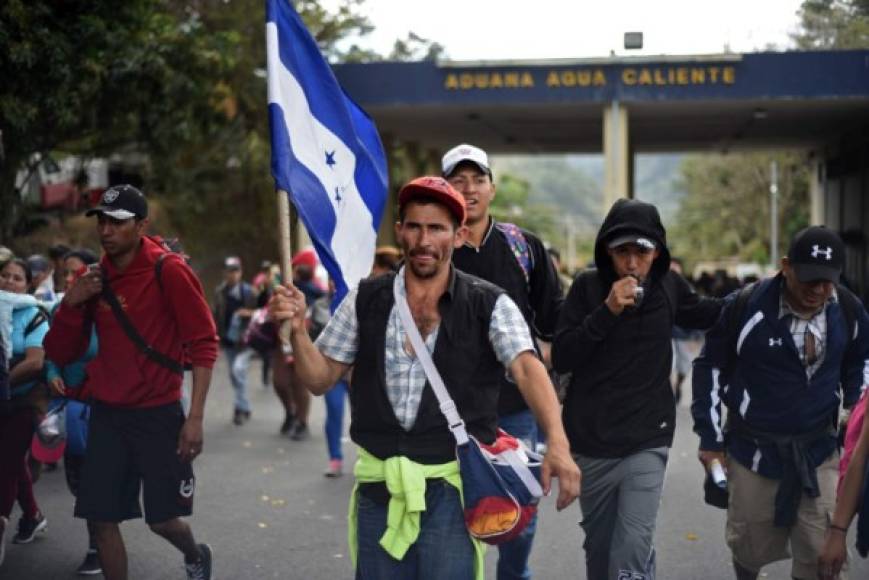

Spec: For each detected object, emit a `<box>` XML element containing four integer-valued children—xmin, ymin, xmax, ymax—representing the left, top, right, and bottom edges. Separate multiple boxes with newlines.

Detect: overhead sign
<box><xmin>334</xmin><ymin>50</ymin><xmax>869</xmax><ymax>105</ymax></box>
<box><xmin>443</xmin><ymin>65</ymin><xmax>737</xmax><ymax>91</ymax></box>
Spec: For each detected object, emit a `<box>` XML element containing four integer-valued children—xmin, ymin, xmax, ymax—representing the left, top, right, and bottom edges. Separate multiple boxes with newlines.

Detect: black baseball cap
<box><xmin>787</xmin><ymin>226</ymin><xmax>844</xmax><ymax>283</ymax></box>
<box><xmin>607</xmin><ymin>233</ymin><xmax>656</xmax><ymax>250</ymax></box>
<box><xmin>86</xmin><ymin>185</ymin><xmax>148</xmax><ymax>220</ymax></box>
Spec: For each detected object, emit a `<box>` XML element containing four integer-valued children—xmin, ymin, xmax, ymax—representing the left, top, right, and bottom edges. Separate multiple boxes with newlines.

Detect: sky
<box><xmin>333</xmin><ymin>0</ymin><xmax>806</xmax><ymax>60</ymax></box>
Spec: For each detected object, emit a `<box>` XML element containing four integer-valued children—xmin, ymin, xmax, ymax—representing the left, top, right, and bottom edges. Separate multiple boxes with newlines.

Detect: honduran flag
<box><xmin>266</xmin><ymin>0</ymin><xmax>388</xmax><ymax>304</ymax></box>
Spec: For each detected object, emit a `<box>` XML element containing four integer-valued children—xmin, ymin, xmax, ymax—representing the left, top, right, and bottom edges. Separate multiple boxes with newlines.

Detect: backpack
<box><xmin>150</xmin><ymin>236</ymin><xmax>190</xmax><ymax>293</ymax></box>
<box><xmin>4</xmin><ymin>306</ymin><xmax>51</xmax><ymax>399</ymax></box>
<box><xmin>495</xmin><ymin>222</ymin><xmax>533</xmax><ymax>288</ymax></box>
<box><xmin>24</xmin><ymin>305</ymin><xmax>51</xmax><ymax>339</ymax></box>
<box><xmin>8</xmin><ymin>305</ymin><xmax>51</xmax><ymax>370</ymax></box>
<box><xmin>243</xmin><ymin>308</ymin><xmax>278</xmax><ymax>354</ymax></box>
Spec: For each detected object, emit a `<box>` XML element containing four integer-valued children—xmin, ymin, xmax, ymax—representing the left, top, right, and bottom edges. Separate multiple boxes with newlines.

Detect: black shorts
<box><xmin>74</xmin><ymin>401</ymin><xmax>195</xmax><ymax>525</ymax></box>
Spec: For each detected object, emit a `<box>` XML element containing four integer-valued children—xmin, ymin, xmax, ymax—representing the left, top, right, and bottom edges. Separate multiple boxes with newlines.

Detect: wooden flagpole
<box><xmin>276</xmin><ymin>188</ymin><xmax>293</xmax><ymax>280</ymax></box>
<box><xmin>277</xmin><ymin>188</ymin><xmax>293</xmax><ymax>347</ymax></box>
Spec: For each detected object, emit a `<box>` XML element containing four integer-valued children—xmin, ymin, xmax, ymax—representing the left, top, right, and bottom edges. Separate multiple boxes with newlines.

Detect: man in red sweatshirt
<box><xmin>44</xmin><ymin>185</ymin><xmax>218</xmax><ymax>580</ymax></box>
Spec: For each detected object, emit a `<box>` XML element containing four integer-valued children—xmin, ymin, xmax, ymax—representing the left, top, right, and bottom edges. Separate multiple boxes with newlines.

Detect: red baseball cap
<box><xmin>291</xmin><ymin>248</ymin><xmax>317</xmax><ymax>269</ymax></box>
<box><xmin>398</xmin><ymin>176</ymin><xmax>467</xmax><ymax>225</ymax></box>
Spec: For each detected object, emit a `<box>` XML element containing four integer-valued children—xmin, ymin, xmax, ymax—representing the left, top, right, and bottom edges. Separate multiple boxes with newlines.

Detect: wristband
<box><xmin>829</xmin><ymin>524</ymin><xmax>848</xmax><ymax>534</ymax></box>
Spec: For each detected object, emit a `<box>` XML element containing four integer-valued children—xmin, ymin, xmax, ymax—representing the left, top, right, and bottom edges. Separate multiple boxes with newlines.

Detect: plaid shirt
<box><xmin>315</xmin><ymin>268</ymin><xmax>535</xmax><ymax>430</ymax></box>
<box><xmin>778</xmin><ymin>286</ymin><xmax>837</xmax><ymax>380</ymax></box>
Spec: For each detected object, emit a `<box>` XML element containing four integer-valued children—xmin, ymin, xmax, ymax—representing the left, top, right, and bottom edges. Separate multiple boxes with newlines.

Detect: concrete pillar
<box><xmin>602</xmin><ymin>101</ymin><xmax>633</xmax><ymax>214</ymax></box>
<box><xmin>809</xmin><ymin>156</ymin><xmax>826</xmax><ymax>225</ymax></box>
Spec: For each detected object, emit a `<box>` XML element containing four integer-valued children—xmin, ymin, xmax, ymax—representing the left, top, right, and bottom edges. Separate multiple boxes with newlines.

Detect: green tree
<box><xmin>0</xmin><ymin>0</ymin><xmax>238</xmax><ymax>239</ymax></box>
<box><xmin>388</xmin><ymin>32</ymin><xmax>445</xmax><ymax>62</ymax></box>
<box><xmin>671</xmin><ymin>152</ymin><xmax>810</xmax><ymax>267</ymax></box>
<box><xmin>152</xmin><ymin>0</ymin><xmax>383</xmax><ymax>273</ymax></box>
<box><xmin>792</xmin><ymin>0</ymin><xmax>869</xmax><ymax>49</ymax></box>
<box><xmin>668</xmin><ymin>0</ymin><xmax>868</xmax><ymax>271</ymax></box>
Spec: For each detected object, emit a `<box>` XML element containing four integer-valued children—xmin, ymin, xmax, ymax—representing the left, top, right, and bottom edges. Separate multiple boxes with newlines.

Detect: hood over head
<box><xmin>594</xmin><ymin>198</ymin><xmax>671</xmax><ymax>283</ymax></box>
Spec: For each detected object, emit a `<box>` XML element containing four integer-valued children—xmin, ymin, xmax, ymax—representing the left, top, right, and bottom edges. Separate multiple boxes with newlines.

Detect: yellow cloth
<box><xmin>348</xmin><ymin>447</ymin><xmax>485</xmax><ymax>580</ymax></box>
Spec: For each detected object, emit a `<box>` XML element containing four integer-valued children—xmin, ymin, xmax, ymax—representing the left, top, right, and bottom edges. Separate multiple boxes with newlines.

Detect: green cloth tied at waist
<box><xmin>348</xmin><ymin>446</ymin><xmax>485</xmax><ymax>580</ymax></box>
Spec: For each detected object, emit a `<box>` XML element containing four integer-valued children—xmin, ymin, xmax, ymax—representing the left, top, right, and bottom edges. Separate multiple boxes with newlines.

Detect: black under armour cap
<box><xmin>787</xmin><ymin>226</ymin><xmax>844</xmax><ymax>283</ymax></box>
<box><xmin>86</xmin><ymin>184</ymin><xmax>148</xmax><ymax>220</ymax></box>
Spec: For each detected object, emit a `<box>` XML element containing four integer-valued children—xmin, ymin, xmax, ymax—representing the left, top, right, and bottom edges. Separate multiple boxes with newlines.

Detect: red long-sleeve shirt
<box><xmin>44</xmin><ymin>237</ymin><xmax>218</xmax><ymax>408</ymax></box>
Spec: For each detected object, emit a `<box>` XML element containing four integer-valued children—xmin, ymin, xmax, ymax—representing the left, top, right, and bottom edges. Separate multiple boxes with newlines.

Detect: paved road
<box><xmin>2</xmin><ymin>353</ymin><xmax>866</xmax><ymax>579</ymax></box>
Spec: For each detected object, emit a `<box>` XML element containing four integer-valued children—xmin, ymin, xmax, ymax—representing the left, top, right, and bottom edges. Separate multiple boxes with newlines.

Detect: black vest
<box><xmin>351</xmin><ymin>270</ymin><xmax>504</xmax><ymax>464</ymax></box>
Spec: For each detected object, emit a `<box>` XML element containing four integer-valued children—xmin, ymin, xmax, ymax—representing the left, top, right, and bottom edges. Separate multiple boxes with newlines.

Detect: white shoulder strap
<box><xmin>393</xmin><ymin>279</ymin><xmax>469</xmax><ymax>445</ymax></box>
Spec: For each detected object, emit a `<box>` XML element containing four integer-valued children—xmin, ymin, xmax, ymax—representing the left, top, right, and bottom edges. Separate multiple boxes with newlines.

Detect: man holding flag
<box><xmin>265</xmin><ymin>4</ymin><xmax>579</xmax><ymax>578</ymax></box>
<box><xmin>268</xmin><ymin>176</ymin><xmax>580</xmax><ymax>579</ymax></box>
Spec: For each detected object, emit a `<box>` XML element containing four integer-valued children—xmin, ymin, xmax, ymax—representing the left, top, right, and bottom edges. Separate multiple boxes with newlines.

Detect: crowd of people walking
<box><xmin>1</xmin><ymin>144</ymin><xmax>868</xmax><ymax>580</ymax></box>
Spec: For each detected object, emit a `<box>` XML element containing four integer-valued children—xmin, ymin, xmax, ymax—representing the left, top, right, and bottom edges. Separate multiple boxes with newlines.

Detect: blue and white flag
<box><xmin>266</xmin><ymin>0</ymin><xmax>388</xmax><ymax>304</ymax></box>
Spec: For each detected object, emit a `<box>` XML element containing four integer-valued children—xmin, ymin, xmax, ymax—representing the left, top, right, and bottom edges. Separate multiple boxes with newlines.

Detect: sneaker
<box><xmin>232</xmin><ymin>409</ymin><xmax>244</xmax><ymax>426</ymax></box>
<box><xmin>324</xmin><ymin>459</ymin><xmax>343</xmax><ymax>478</ymax></box>
<box><xmin>185</xmin><ymin>543</ymin><xmax>213</xmax><ymax>580</ymax></box>
<box><xmin>279</xmin><ymin>414</ymin><xmax>295</xmax><ymax>435</ymax></box>
<box><xmin>0</xmin><ymin>515</ymin><xmax>7</xmax><ymax>567</ymax></box>
<box><xmin>290</xmin><ymin>423</ymin><xmax>310</xmax><ymax>441</ymax></box>
<box><xmin>76</xmin><ymin>549</ymin><xmax>102</xmax><ymax>576</ymax></box>
<box><xmin>12</xmin><ymin>512</ymin><xmax>47</xmax><ymax>544</ymax></box>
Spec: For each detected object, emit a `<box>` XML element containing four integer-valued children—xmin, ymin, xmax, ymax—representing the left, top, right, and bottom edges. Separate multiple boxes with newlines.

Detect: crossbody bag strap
<box><xmin>101</xmin><ymin>276</ymin><xmax>184</xmax><ymax>375</ymax></box>
<box><xmin>392</xmin><ymin>279</ymin><xmax>469</xmax><ymax>445</ymax></box>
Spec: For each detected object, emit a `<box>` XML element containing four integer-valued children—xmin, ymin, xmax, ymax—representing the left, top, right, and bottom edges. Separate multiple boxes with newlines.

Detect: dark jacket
<box><xmin>212</xmin><ymin>280</ymin><xmax>257</xmax><ymax>346</ymax></box>
<box><xmin>452</xmin><ymin>218</ymin><xmax>563</xmax><ymax>415</ymax></box>
<box><xmin>350</xmin><ymin>269</ymin><xmax>504</xmax><ymax>464</ymax></box>
<box><xmin>553</xmin><ymin>199</ymin><xmax>721</xmax><ymax>458</ymax></box>
<box><xmin>692</xmin><ymin>274</ymin><xmax>869</xmax><ymax>478</ymax></box>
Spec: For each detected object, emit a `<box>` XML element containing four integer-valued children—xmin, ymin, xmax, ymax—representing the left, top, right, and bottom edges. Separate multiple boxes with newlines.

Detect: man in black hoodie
<box><xmin>553</xmin><ymin>199</ymin><xmax>722</xmax><ymax>580</ymax></box>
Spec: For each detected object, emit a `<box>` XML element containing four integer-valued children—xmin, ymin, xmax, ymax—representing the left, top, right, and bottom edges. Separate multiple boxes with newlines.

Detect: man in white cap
<box><xmin>443</xmin><ymin>143</ymin><xmax>564</xmax><ymax>580</ymax></box>
<box><xmin>212</xmin><ymin>256</ymin><xmax>257</xmax><ymax>426</ymax></box>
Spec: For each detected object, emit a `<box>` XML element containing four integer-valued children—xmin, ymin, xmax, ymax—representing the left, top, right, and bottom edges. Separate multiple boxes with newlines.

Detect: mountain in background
<box><xmin>492</xmin><ymin>153</ymin><xmax>686</xmax><ymax>235</ymax></box>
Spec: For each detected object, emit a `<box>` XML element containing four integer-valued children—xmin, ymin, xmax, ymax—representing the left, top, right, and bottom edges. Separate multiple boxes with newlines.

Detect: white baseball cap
<box><xmin>441</xmin><ymin>143</ymin><xmax>491</xmax><ymax>178</ymax></box>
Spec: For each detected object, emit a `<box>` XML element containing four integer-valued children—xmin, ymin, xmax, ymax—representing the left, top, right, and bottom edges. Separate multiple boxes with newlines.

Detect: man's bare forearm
<box><xmin>288</xmin><ymin>328</ymin><xmax>347</xmax><ymax>395</ymax></box>
<box><xmin>187</xmin><ymin>367</ymin><xmax>212</xmax><ymax>419</ymax></box>
<box><xmin>512</xmin><ymin>352</ymin><xmax>569</xmax><ymax>450</ymax></box>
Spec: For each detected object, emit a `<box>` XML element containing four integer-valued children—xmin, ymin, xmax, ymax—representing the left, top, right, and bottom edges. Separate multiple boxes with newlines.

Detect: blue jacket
<box><xmin>692</xmin><ymin>275</ymin><xmax>869</xmax><ymax>478</ymax></box>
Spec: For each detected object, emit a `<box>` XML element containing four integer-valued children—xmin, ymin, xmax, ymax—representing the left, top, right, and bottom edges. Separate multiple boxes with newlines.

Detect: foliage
<box><xmin>0</xmin><ymin>0</ymin><xmax>238</xmax><ymax>239</ymax></box>
<box><xmin>489</xmin><ymin>173</ymin><xmax>558</xmax><ymax>245</ymax></box>
<box><xmin>154</xmin><ymin>0</ymin><xmax>423</xmax><ymax>279</ymax></box>
<box><xmin>670</xmin><ymin>152</ymin><xmax>810</xmax><ymax>268</ymax></box>
<box><xmin>388</xmin><ymin>32</ymin><xmax>445</xmax><ymax>62</ymax></box>
<box><xmin>792</xmin><ymin>0</ymin><xmax>869</xmax><ymax>49</ymax></box>
<box><xmin>295</xmin><ymin>0</ymin><xmax>375</xmax><ymax>60</ymax></box>
<box><xmin>667</xmin><ymin>0</ymin><xmax>867</xmax><ymax>271</ymax></box>
<box><xmin>493</xmin><ymin>156</ymin><xmax>601</xmax><ymax>231</ymax></box>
